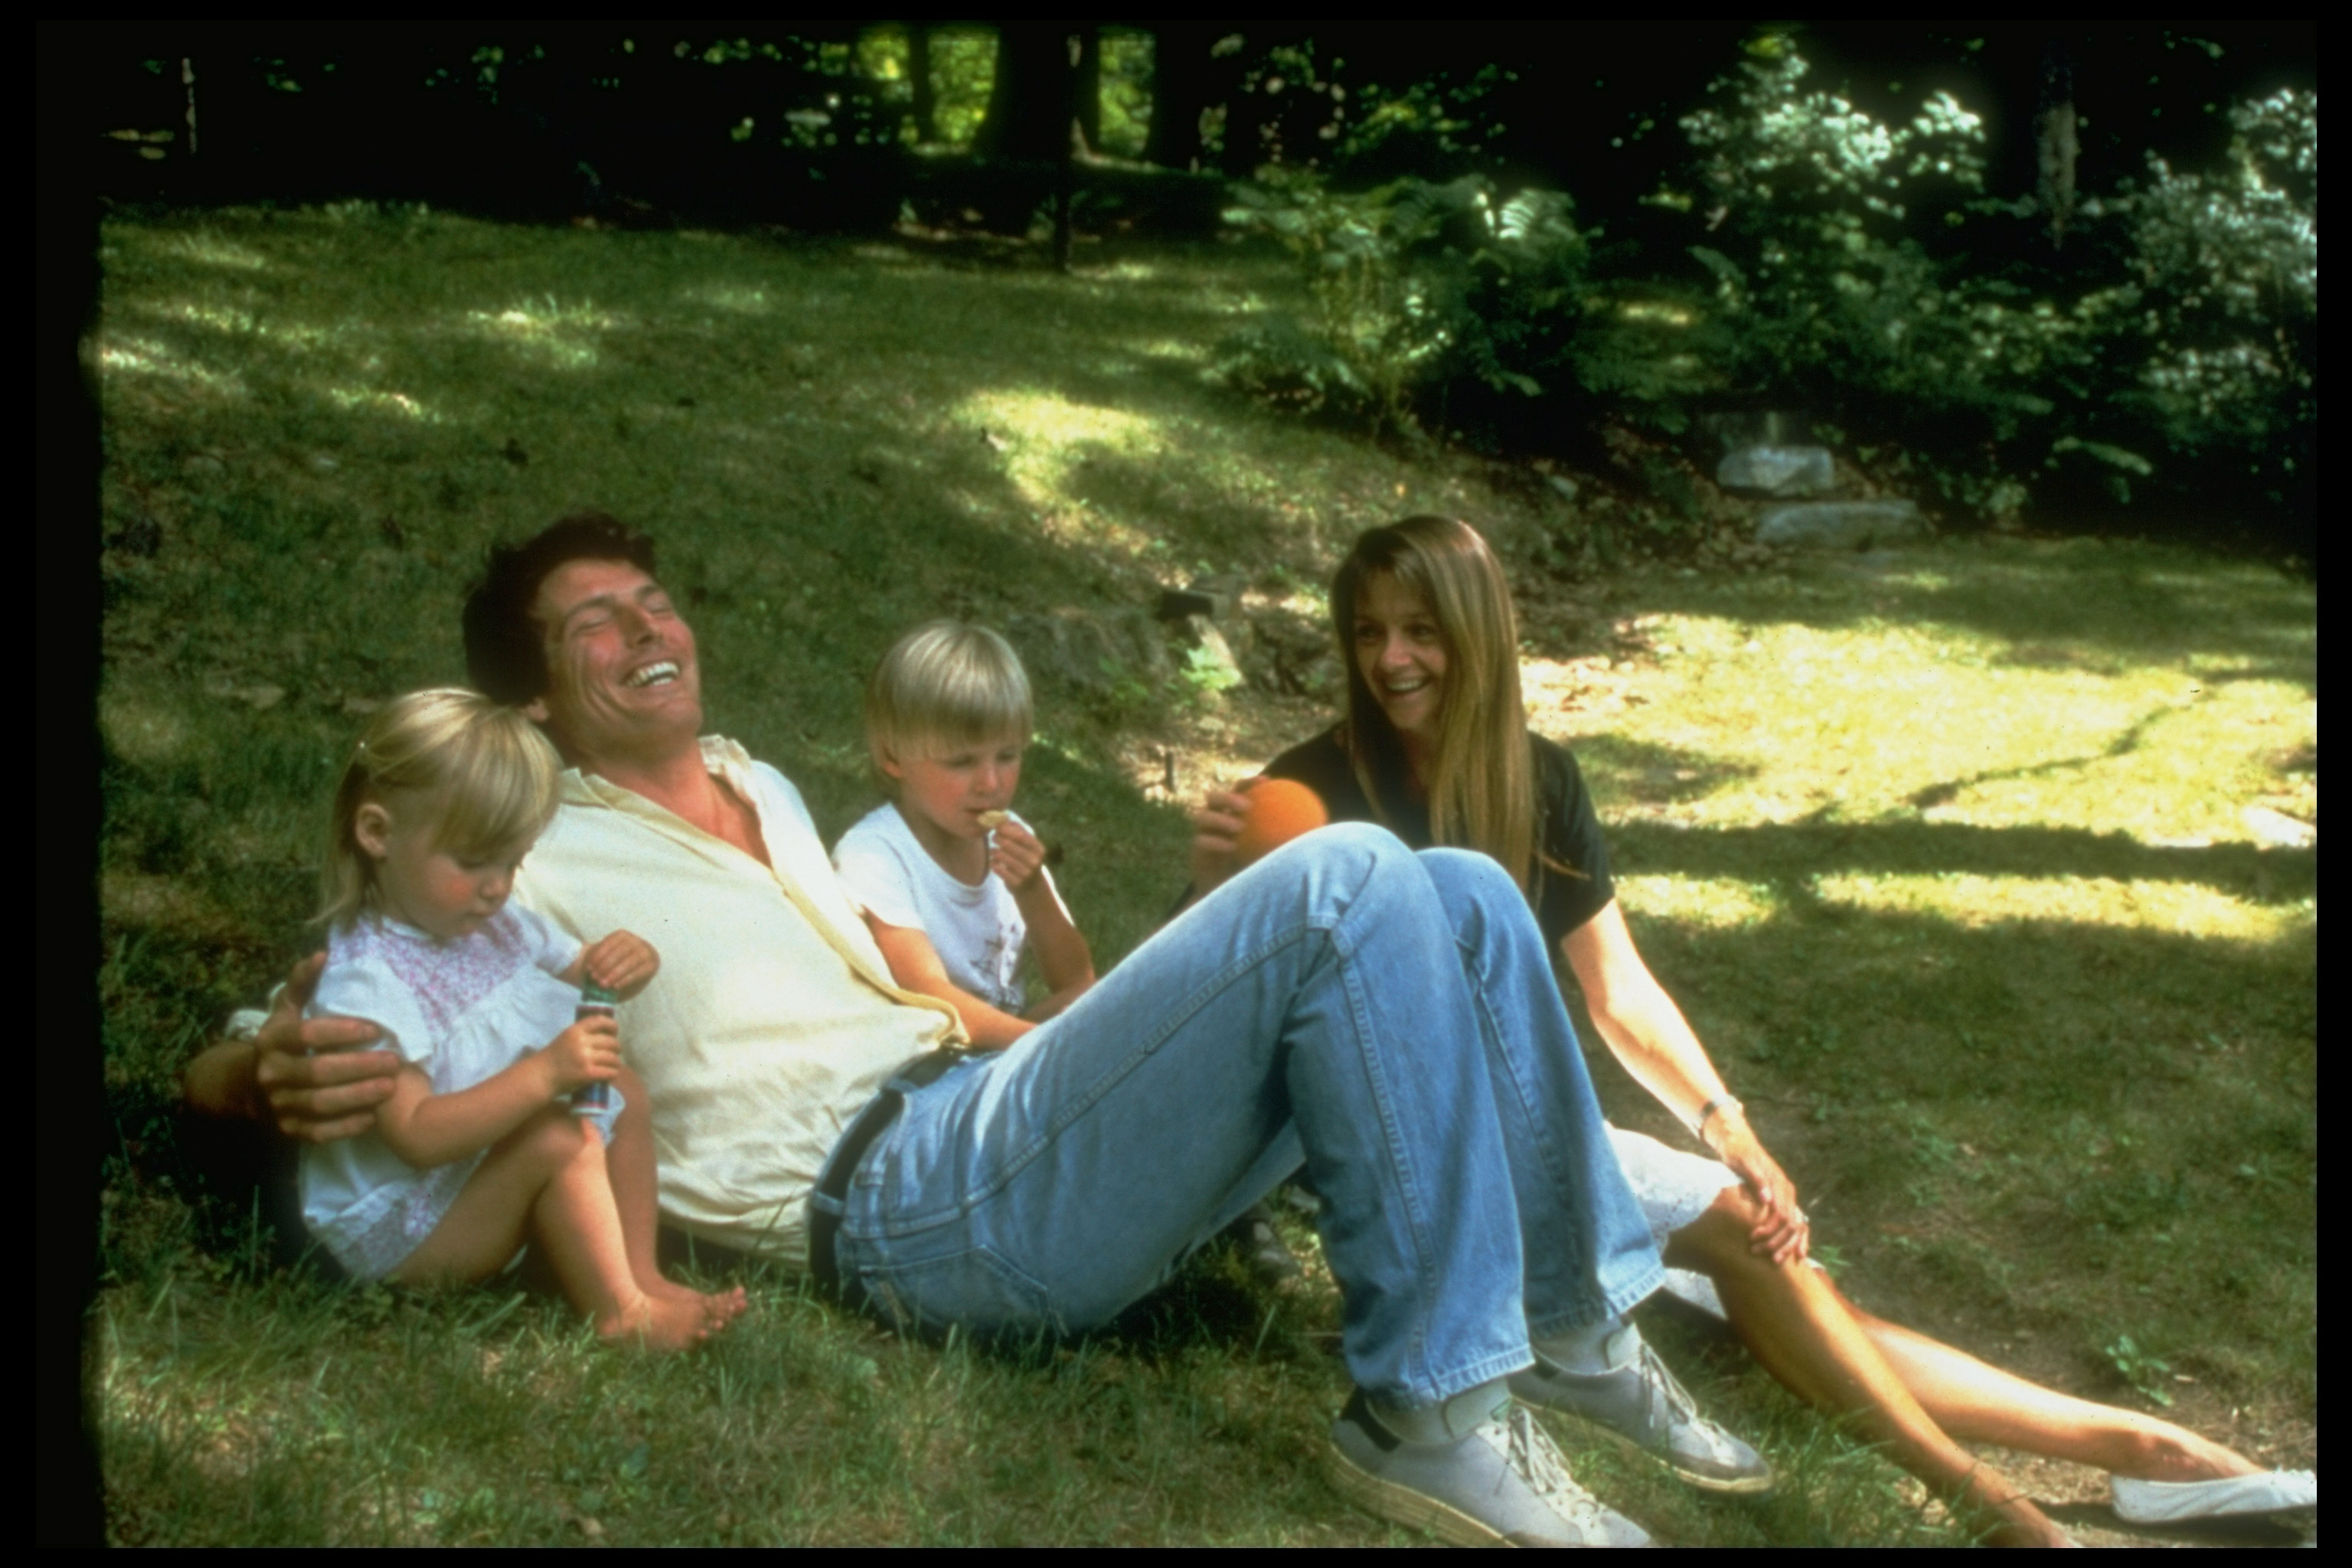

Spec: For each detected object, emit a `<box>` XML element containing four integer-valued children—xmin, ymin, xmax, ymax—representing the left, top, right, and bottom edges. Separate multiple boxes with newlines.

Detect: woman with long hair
<box><xmin>1187</xmin><ymin>516</ymin><xmax>2310</xmax><ymax>1547</ymax></box>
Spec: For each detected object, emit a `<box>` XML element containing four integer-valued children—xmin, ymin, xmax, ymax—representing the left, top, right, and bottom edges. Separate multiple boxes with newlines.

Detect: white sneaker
<box><xmin>1328</xmin><ymin>1390</ymin><xmax>1654</xmax><ymax>1547</ymax></box>
<box><xmin>2109</xmin><ymin>1469</ymin><xmax>2317</xmax><ymax>1524</ymax></box>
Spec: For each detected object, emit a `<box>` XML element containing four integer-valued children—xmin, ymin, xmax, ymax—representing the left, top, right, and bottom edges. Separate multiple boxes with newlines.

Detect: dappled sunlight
<box><xmin>1613</xmin><ymin>874</ymin><xmax>1781</xmax><ymax>930</ymax></box>
<box><xmin>97</xmin><ymin>335</ymin><xmax>246</xmax><ymax>397</ymax></box>
<box><xmin>954</xmin><ymin>386</ymin><xmax>1162</xmax><ymax>508</ymax></box>
<box><xmin>680</xmin><ymin>279</ymin><xmax>780</xmax><ymax>315</ymax></box>
<box><xmin>1812</xmin><ymin>869</ymin><xmax>2304</xmax><ymax>942</ymax></box>
<box><xmin>458</xmin><ymin>300</ymin><xmax>622</xmax><ymax>371</ymax></box>
<box><xmin>151</xmin><ymin>231</ymin><xmax>273</xmax><ymax>272</ymax></box>
<box><xmin>323</xmin><ymin>385</ymin><xmax>442</xmax><ymax>423</ymax></box>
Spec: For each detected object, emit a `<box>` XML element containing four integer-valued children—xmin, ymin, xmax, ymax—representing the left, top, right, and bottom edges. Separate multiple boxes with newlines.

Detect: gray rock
<box><xmin>1755</xmin><ymin>500</ymin><xmax>1926</xmax><ymax>551</ymax></box>
<box><xmin>1718</xmin><ymin>445</ymin><xmax>1836</xmax><ymax>497</ymax></box>
<box><xmin>1006</xmin><ymin>606</ymin><xmax>1171</xmax><ymax>691</ymax></box>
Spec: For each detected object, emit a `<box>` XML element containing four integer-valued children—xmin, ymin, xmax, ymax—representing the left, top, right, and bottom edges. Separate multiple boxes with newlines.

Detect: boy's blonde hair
<box><xmin>865</xmin><ymin>622</ymin><xmax>1033</xmax><ymax>781</ymax></box>
<box><xmin>317</xmin><ymin>688</ymin><xmax>564</xmax><ymax>930</ymax></box>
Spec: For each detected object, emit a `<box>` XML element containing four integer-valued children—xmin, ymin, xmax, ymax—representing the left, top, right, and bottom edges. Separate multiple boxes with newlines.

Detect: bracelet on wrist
<box><xmin>1694</xmin><ymin>1094</ymin><xmax>1744</xmax><ymax>1151</ymax></box>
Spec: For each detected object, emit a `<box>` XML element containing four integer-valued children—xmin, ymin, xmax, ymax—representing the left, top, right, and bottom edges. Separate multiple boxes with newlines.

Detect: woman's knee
<box><xmin>1664</xmin><ymin>1184</ymin><xmax>1771</xmax><ymax>1273</ymax></box>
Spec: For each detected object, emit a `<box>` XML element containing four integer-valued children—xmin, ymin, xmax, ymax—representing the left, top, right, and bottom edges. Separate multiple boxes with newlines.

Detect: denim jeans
<box><xmin>819</xmin><ymin>823</ymin><xmax>1662</xmax><ymax>1410</ymax></box>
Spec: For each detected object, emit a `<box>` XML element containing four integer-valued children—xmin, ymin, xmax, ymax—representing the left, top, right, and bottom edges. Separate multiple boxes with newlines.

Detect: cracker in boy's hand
<box><xmin>975</xmin><ymin>810</ymin><xmax>1009</xmax><ymax>830</ymax></box>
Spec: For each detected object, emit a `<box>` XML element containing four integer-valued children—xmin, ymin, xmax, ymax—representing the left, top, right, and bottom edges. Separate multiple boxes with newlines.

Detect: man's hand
<box><xmin>583</xmin><ymin>930</ymin><xmax>660</xmax><ymax>999</ymax></box>
<box><xmin>1709</xmin><ymin>1112</ymin><xmax>1809</xmax><ymax>1265</ymax></box>
<box><xmin>541</xmin><ymin>1015</ymin><xmax>622</xmax><ymax>1094</ymax></box>
<box><xmin>988</xmin><ymin>819</ymin><xmax>1049</xmax><ymax>893</ymax></box>
<box><xmin>1187</xmin><ymin>784</ymin><xmax>1256</xmax><ymax>896</ymax></box>
<box><xmin>251</xmin><ymin>952</ymin><xmax>401</xmax><ymax>1144</ymax></box>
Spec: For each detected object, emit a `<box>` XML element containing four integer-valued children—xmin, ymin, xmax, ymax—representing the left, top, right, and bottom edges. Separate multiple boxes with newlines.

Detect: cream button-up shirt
<box><xmin>513</xmin><ymin>737</ymin><xmax>963</xmax><ymax>1265</ymax></box>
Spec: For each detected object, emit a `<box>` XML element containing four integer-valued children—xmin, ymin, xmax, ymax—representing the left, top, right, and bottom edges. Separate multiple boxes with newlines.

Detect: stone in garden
<box><xmin>1006</xmin><ymin>606</ymin><xmax>1170</xmax><ymax>691</ymax></box>
<box><xmin>1717</xmin><ymin>445</ymin><xmax>1836</xmax><ymax>497</ymax></box>
<box><xmin>1755</xmin><ymin>500</ymin><xmax>1926</xmax><ymax>551</ymax></box>
<box><xmin>1170</xmin><ymin>615</ymin><xmax>1244</xmax><ymax>691</ymax></box>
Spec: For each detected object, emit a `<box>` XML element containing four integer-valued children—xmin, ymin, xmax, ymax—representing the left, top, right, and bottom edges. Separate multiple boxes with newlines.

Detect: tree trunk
<box><xmin>972</xmin><ymin>22</ymin><xmax>1075</xmax><ymax>163</ymax></box>
<box><xmin>1142</xmin><ymin>24</ymin><xmax>1217</xmax><ymax>170</ymax></box>
<box><xmin>908</xmin><ymin>24</ymin><xmax>936</xmax><ymax>144</ymax></box>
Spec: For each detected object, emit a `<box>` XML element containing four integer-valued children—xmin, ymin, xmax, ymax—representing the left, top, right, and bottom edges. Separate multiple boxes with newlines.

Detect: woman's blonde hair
<box><xmin>1331</xmin><ymin>516</ymin><xmax>1539</xmax><ymax>892</ymax></box>
<box><xmin>864</xmin><ymin>621</ymin><xmax>1033</xmax><ymax>782</ymax></box>
<box><xmin>316</xmin><ymin>688</ymin><xmax>564</xmax><ymax>930</ymax></box>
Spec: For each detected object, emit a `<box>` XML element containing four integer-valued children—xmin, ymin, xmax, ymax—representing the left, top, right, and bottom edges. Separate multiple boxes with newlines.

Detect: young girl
<box><xmin>302</xmin><ymin>688</ymin><xmax>745</xmax><ymax>1351</ymax></box>
<box><xmin>832</xmin><ymin>622</ymin><xmax>1094</xmax><ymax>1048</ymax></box>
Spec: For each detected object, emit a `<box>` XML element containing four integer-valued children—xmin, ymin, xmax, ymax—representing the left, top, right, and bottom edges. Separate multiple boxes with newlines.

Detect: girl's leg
<box><xmin>1668</xmin><ymin>1194</ymin><xmax>2072</xmax><ymax>1547</ymax></box>
<box><xmin>605</xmin><ymin>1067</ymin><xmax>747</xmax><ymax>1325</ymax></box>
<box><xmin>1849</xmin><ymin>1308</ymin><xmax>2260</xmax><ymax>1482</ymax></box>
<box><xmin>394</xmin><ymin>1106</ymin><xmax>705</xmax><ymax>1352</ymax></box>
<box><xmin>393</xmin><ymin>1106</ymin><xmax>596</xmax><ymax>1285</ymax></box>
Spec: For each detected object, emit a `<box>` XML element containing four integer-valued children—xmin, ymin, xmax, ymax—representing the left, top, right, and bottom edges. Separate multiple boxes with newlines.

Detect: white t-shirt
<box><xmin>832</xmin><ymin>802</ymin><xmax>1045</xmax><ymax>1014</ymax></box>
<box><xmin>299</xmin><ymin>903</ymin><xmax>589</xmax><ymax>1279</ymax></box>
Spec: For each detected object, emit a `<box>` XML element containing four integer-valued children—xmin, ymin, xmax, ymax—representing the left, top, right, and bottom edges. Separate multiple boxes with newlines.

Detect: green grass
<box><xmin>96</xmin><ymin>204</ymin><xmax>2315</xmax><ymax>1544</ymax></box>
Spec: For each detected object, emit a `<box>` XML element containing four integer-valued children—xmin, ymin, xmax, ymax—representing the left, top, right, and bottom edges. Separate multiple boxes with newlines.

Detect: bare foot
<box><xmin>599</xmin><ymin>1293</ymin><xmax>714</xmax><ymax>1353</ymax></box>
<box><xmin>701</xmin><ymin>1285</ymin><xmax>750</xmax><ymax>1331</ymax></box>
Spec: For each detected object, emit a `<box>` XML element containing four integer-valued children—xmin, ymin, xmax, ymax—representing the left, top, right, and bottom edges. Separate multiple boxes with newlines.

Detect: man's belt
<box><xmin>808</xmin><ymin>1049</ymin><xmax>965</xmax><ymax>1302</ymax></box>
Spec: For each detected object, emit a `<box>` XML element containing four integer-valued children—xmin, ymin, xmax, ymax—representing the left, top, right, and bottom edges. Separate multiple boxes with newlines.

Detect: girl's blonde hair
<box><xmin>1331</xmin><ymin>516</ymin><xmax>1540</xmax><ymax>893</ymax></box>
<box><xmin>864</xmin><ymin>622</ymin><xmax>1033</xmax><ymax>782</ymax></box>
<box><xmin>316</xmin><ymin>688</ymin><xmax>564</xmax><ymax>930</ymax></box>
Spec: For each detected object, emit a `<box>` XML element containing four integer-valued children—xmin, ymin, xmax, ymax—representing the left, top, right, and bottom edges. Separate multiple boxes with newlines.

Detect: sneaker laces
<box><xmin>1489</xmin><ymin>1404</ymin><xmax>1615</xmax><ymax>1530</ymax></box>
<box><xmin>1629</xmin><ymin>1341</ymin><xmax>1740</xmax><ymax>1462</ymax></box>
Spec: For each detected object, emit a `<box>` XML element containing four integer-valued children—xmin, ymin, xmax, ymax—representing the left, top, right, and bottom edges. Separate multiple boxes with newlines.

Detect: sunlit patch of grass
<box><xmin>98</xmin><ymin>335</ymin><xmax>249</xmax><ymax>395</ymax></box>
<box><xmin>1813</xmin><ymin>871</ymin><xmax>2302</xmax><ymax>940</ymax></box>
<box><xmin>460</xmin><ymin>300</ymin><xmax>622</xmax><ymax>371</ymax></box>
<box><xmin>1612</xmin><ymin>874</ymin><xmax>1782</xmax><ymax>929</ymax></box>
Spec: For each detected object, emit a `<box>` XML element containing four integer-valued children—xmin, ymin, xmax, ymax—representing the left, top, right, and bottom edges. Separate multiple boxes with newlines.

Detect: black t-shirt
<box><xmin>1263</xmin><ymin>727</ymin><xmax>1617</xmax><ymax>949</ymax></box>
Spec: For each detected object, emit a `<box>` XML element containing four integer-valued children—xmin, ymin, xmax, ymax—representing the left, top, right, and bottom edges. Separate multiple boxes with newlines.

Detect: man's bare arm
<box><xmin>182</xmin><ymin>952</ymin><xmax>403</xmax><ymax>1143</ymax></box>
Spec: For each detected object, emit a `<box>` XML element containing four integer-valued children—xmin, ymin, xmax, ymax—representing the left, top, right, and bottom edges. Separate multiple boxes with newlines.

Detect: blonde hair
<box><xmin>316</xmin><ymin>688</ymin><xmax>564</xmax><ymax>930</ymax></box>
<box><xmin>864</xmin><ymin>622</ymin><xmax>1033</xmax><ymax>783</ymax></box>
<box><xmin>1331</xmin><ymin>517</ymin><xmax>1540</xmax><ymax>893</ymax></box>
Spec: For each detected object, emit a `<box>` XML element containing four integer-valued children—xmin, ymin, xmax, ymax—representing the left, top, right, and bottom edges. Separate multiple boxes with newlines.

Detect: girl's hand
<box><xmin>584</xmin><ymin>931</ymin><xmax>660</xmax><ymax>999</ymax></box>
<box><xmin>1710</xmin><ymin>1112</ymin><xmax>1809</xmax><ymax>1265</ymax></box>
<box><xmin>1187</xmin><ymin>784</ymin><xmax>1256</xmax><ymax>895</ymax></box>
<box><xmin>988</xmin><ymin>819</ymin><xmax>1048</xmax><ymax>893</ymax></box>
<box><xmin>544</xmin><ymin>1015</ymin><xmax>622</xmax><ymax>1093</ymax></box>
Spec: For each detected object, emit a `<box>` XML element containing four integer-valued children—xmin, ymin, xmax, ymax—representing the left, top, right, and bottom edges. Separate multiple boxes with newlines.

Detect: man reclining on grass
<box><xmin>188</xmin><ymin>510</ymin><xmax>1779</xmax><ymax>1547</ymax></box>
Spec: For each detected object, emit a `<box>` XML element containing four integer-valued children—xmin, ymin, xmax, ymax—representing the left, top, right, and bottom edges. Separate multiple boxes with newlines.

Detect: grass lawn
<box><xmin>93</xmin><ymin>204</ymin><xmax>2316</xmax><ymax>1545</ymax></box>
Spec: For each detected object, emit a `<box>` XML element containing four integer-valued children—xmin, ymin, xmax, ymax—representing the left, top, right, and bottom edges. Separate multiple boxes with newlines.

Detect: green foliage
<box><xmin>2102</xmin><ymin>1333</ymin><xmax>2177</xmax><ymax>1407</ymax></box>
<box><xmin>1225</xmin><ymin>34</ymin><xmax>2316</xmax><ymax>541</ymax></box>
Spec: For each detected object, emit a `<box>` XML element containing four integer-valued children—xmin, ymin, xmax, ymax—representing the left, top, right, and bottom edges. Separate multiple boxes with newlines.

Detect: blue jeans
<box><xmin>819</xmin><ymin>824</ymin><xmax>1662</xmax><ymax>1410</ymax></box>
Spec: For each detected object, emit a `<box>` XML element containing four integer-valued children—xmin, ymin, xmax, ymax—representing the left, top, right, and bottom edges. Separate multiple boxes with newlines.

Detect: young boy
<box><xmin>833</xmin><ymin>622</ymin><xmax>1094</xmax><ymax>1048</ymax></box>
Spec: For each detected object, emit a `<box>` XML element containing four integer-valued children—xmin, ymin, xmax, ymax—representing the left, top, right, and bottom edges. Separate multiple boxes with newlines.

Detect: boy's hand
<box><xmin>543</xmin><ymin>1015</ymin><xmax>622</xmax><ymax>1093</ymax></box>
<box><xmin>253</xmin><ymin>952</ymin><xmax>401</xmax><ymax>1142</ymax></box>
<box><xmin>1187</xmin><ymin>784</ymin><xmax>1256</xmax><ymax>895</ymax></box>
<box><xmin>583</xmin><ymin>930</ymin><xmax>660</xmax><ymax>999</ymax></box>
<box><xmin>988</xmin><ymin>819</ymin><xmax>1049</xmax><ymax>892</ymax></box>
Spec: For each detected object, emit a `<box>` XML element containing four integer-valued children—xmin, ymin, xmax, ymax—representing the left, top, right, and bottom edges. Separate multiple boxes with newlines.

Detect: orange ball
<box><xmin>1233</xmin><ymin>777</ymin><xmax>1330</xmax><ymax>865</ymax></box>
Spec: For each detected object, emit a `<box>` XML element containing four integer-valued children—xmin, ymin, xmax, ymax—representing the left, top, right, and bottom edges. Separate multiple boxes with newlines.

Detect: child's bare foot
<box><xmin>701</xmin><ymin>1284</ymin><xmax>749</xmax><ymax>1330</ymax></box>
<box><xmin>598</xmin><ymin>1293</ymin><xmax>714</xmax><ymax>1353</ymax></box>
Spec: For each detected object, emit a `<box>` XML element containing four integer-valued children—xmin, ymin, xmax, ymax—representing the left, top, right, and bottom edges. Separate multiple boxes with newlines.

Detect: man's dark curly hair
<box><xmin>462</xmin><ymin>511</ymin><xmax>661</xmax><ymax>706</ymax></box>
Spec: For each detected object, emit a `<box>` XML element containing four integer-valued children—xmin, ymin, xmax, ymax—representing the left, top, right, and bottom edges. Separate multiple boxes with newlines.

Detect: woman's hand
<box><xmin>1187</xmin><ymin>785</ymin><xmax>1256</xmax><ymax>896</ymax></box>
<box><xmin>1708</xmin><ymin>1110</ymin><xmax>1809</xmax><ymax>1265</ymax></box>
<box><xmin>988</xmin><ymin>819</ymin><xmax>1049</xmax><ymax>893</ymax></box>
<box><xmin>250</xmin><ymin>952</ymin><xmax>403</xmax><ymax>1142</ymax></box>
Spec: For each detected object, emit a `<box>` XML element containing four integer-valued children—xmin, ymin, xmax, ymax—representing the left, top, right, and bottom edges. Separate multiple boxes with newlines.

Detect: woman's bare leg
<box><xmin>1668</xmin><ymin>1192</ymin><xmax>2072</xmax><ymax>1547</ymax></box>
<box><xmin>394</xmin><ymin>1106</ymin><xmax>706</xmax><ymax>1351</ymax></box>
<box><xmin>604</xmin><ymin>1067</ymin><xmax>746</xmax><ymax>1326</ymax></box>
<box><xmin>1849</xmin><ymin>1308</ymin><xmax>2261</xmax><ymax>1482</ymax></box>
